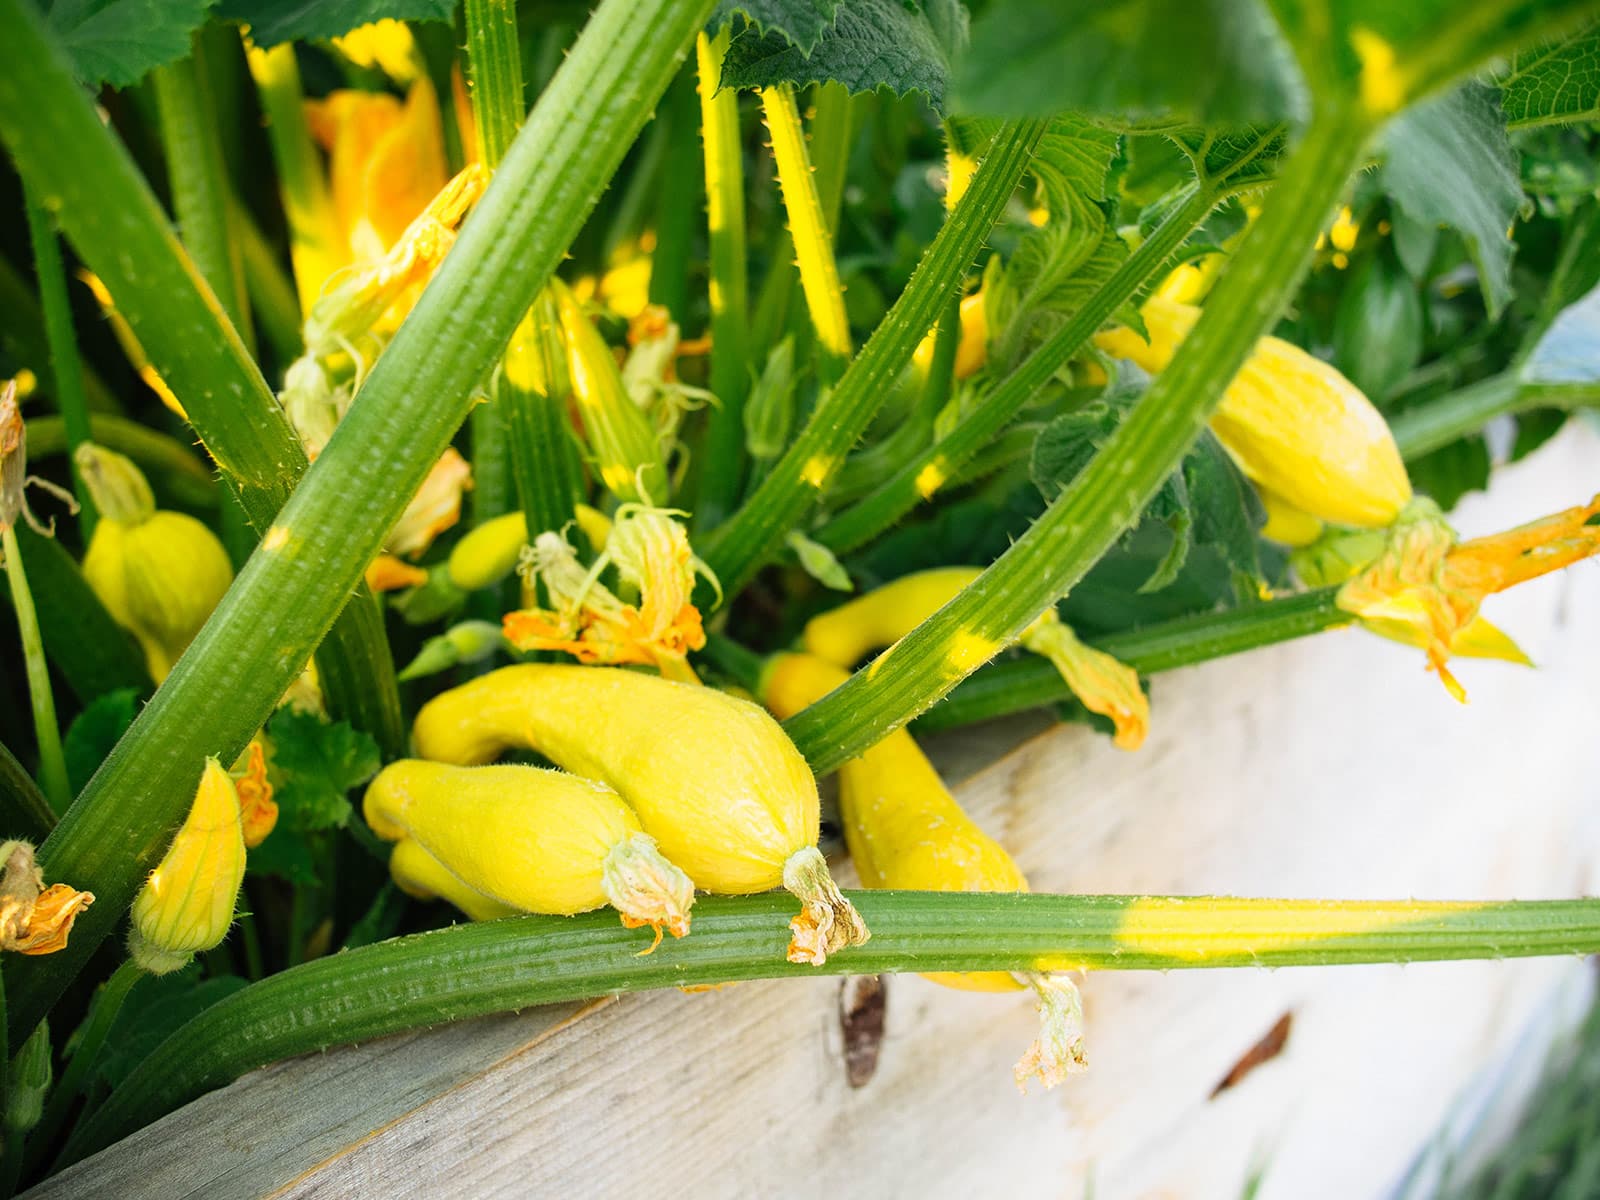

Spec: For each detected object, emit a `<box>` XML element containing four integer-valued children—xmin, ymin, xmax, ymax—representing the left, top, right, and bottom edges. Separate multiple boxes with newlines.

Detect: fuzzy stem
<box><xmin>465</xmin><ymin>0</ymin><xmax>528</xmax><ymax>536</ymax></box>
<box><xmin>505</xmin><ymin>293</ymin><xmax>586</xmax><ymax>540</ymax></box>
<box><xmin>701</xmin><ymin>119</ymin><xmax>1047</xmax><ymax>597</ymax></box>
<box><xmin>817</xmin><ymin>183</ymin><xmax>1217</xmax><ymax>556</ymax></box>
<box><xmin>67</xmin><ymin>891</ymin><xmax>1600</xmax><ymax>1163</ymax></box>
<box><xmin>691</xmin><ymin>29</ymin><xmax>752</xmax><ymax>528</ymax></box>
<box><xmin>784</xmin><ymin>106</ymin><xmax>1375</xmax><ymax>774</ymax></box>
<box><xmin>915</xmin><ymin>587</ymin><xmax>1349</xmax><ymax>733</ymax></box>
<box><xmin>0</xmin><ymin>0</ymin><xmax>715</xmax><ymax>1043</ymax></box>
<box><xmin>1391</xmin><ymin>374</ymin><xmax>1600</xmax><ymax>461</ymax></box>
<box><xmin>153</xmin><ymin>45</ymin><xmax>253</xmax><ymax>350</ymax></box>
<box><xmin>21</xmin><ymin>185</ymin><xmax>94</xmax><ymax>532</ymax></box>
<box><xmin>2</xmin><ymin>527</ymin><xmax>70</xmax><ymax>814</ymax></box>
<box><xmin>761</xmin><ymin>84</ymin><xmax>852</xmax><ymax>371</ymax></box>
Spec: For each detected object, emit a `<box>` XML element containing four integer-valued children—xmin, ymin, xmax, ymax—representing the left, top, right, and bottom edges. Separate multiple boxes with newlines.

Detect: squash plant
<box><xmin>0</xmin><ymin>0</ymin><xmax>1597</xmax><ymax>1181</ymax></box>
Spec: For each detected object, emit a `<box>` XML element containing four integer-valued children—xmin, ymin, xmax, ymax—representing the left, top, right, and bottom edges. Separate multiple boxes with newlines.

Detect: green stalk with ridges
<box><xmin>702</xmin><ymin>119</ymin><xmax>1048</xmax><ymax>597</ymax></box>
<box><xmin>21</xmin><ymin>185</ymin><xmax>95</xmax><ymax>531</ymax></box>
<box><xmin>505</xmin><ymin>289</ymin><xmax>586</xmax><ymax>539</ymax></box>
<box><xmin>761</xmin><ymin>84</ymin><xmax>852</xmax><ymax>371</ymax></box>
<box><xmin>2</xmin><ymin>527</ymin><xmax>70</xmax><ymax>813</ymax></box>
<box><xmin>68</xmin><ymin>891</ymin><xmax>1600</xmax><ymax>1163</ymax></box>
<box><xmin>648</xmin><ymin>71</ymin><xmax>700</xmax><ymax>323</ymax></box>
<box><xmin>692</xmin><ymin>28</ymin><xmax>752</xmax><ymax>528</ymax></box>
<box><xmin>817</xmin><ymin>183</ymin><xmax>1216</xmax><ymax>555</ymax></box>
<box><xmin>784</xmin><ymin>106</ymin><xmax>1375</xmax><ymax>774</ymax></box>
<box><xmin>1391</xmin><ymin>375</ymin><xmax>1600</xmax><ymax>460</ymax></box>
<box><xmin>915</xmin><ymin>588</ymin><xmax>1349</xmax><ymax>732</ymax></box>
<box><xmin>0</xmin><ymin>0</ymin><xmax>716</xmax><ymax>1042</ymax></box>
<box><xmin>465</xmin><ymin>0</ymin><xmax>527</xmax><ymax>536</ymax></box>
<box><xmin>153</xmin><ymin>46</ymin><xmax>252</xmax><ymax>348</ymax></box>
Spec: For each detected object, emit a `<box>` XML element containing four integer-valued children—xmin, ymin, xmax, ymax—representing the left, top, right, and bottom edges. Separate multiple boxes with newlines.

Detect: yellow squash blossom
<box><xmin>1095</xmin><ymin>296</ymin><xmax>1413</xmax><ymax>529</ymax></box>
<box><xmin>330</xmin><ymin>20</ymin><xmax>422</xmax><ymax>84</ymax></box>
<box><xmin>232</xmin><ymin>738</ymin><xmax>278</xmax><ymax>850</ymax></box>
<box><xmin>505</xmin><ymin>505</ymin><xmax>717</xmax><ymax>680</ymax></box>
<box><xmin>305</xmin><ymin>77</ymin><xmax>448</xmax><ymax>281</ymax></box>
<box><xmin>1337</xmin><ymin>495</ymin><xmax>1600</xmax><ymax>700</ymax></box>
<box><xmin>128</xmin><ymin>758</ymin><xmax>247</xmax><ymax>974</ymax></box>
<box><xmin>0</xmin><ymin>841</ymin><xmax>93</xmax><ymax>956</ymax></box>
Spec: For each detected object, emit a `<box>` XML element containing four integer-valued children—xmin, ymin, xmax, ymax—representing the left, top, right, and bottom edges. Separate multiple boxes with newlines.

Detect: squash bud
<box><xmin>76</xmin><ymin>443</ymin><xmax>233</xmax><ymax>682</ymax></box>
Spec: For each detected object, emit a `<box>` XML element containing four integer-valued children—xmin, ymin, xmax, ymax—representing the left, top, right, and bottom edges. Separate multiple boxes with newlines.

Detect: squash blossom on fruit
<box><xmin>0</xmin><ymin>840</ymin><xmax>93</xmax><ymax>956</ymax></box>
<box><xmin>366</xmin><ymin>760</ymin><xmax>696</xmax><ymax>948</ymax></box>
<box><xmin>128</xmin><ymin>758</ymin><xmax>247</xmax><ymax>975</ymax></box>
<box><xmin>804</xmin><ymin>567</ymin><xmax>1149</xmax><ymax>750</ymax></box>
<box><xmin>1094</xmin><ymin>296</ymin><xmax>1413</xmax><ymax>528</ymax></box>
<box><xmin>76</xmin><ymin>443</ymin><xmax>232</xmax><ymax>683</ymax></box>
<box><xmin>412</xmin><ymin>665</ymin><xmax>869</xmax><ymax>965</ymax></box>
<box><xmin>231</xmin><ymin>738</ymin><xmax>278</xmax><ymax>849</ymax></box>
<box><xmin>505</xmin><ymin>505</ymin><xmax>718</xmax><ymax>681</ymax></box>
<box><xmin>762</xmin><ymin>654</ymin><xmax>1087</xmax><ymax>1090</ymax></box>
<box><xmin>1337</xmin><ymin>495</ymin><xmax>1600</xmax><ymax>701</ymax></box>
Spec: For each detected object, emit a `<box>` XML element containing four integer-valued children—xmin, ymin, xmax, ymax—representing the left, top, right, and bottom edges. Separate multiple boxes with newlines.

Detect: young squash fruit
<box><xmin>762</xmin><ymin>652</ymin><xmax>1086</xmax><ymax>1090</ymax></box>
<box><xmin>410</xmin><ymin>664</ymin><xmax>868</xmax><ymax>964</ymax></box>
<box><xmin>365</xmin><ymin>759</ymin><xmax>695</xmax><ymax>945</ymax></box>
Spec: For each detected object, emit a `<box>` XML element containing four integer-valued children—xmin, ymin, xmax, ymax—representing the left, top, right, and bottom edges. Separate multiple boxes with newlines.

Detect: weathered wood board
<box><xmin>34</xmin><ymin>424</ymin><xmax>1600</xmax><ymax>1199</ymax></box>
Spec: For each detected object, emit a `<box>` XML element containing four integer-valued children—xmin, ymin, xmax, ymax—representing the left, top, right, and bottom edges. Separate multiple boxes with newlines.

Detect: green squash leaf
<box><xmin>46</xmin><ymin>0</ymin><xmax>216</xmax><ymax>87</ymax></box>
<box><xmin>1378</xmin><ymin>83</ymin><xmax>1522</xmax><ymax>318</ymax></box>
<box><xmin>215</xmin><ymin>0</ymin><xmax>456</xmax><ymax>49</ymax></box>
<box><xmin>721</xmin><ymin>0</ymin><xmax>965</xmax><ymax>109</ymax></box>
<box><xmin>952</xmin><ymin>0</ymin><xmax>1305</xmax><ymax>126</ymax></box>
<box><xmin>265</xmin><ymin>709</ymin><xmax>380</xmax><ymax>833</ymax></box>
<box><xmin>1500</xmin><ymin>20</ymin><xmax>1600</xmax><ymax>128</ymax></box>
<box><xmin>62</xmin><ymin>688</ymin><xmax>140</xmax><ymax>795</ymax></box>
<box><xmin>714</xmin><ymin>0</ymin><xmax>841</xmax><ymax>54</ymax></box>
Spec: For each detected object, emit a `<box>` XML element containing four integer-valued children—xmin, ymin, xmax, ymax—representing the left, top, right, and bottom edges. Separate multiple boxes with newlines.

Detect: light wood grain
<box><xmin>34</xmin><ymin>424</ymin><xmax>1600</xmax><ymax>1200</ymax></box>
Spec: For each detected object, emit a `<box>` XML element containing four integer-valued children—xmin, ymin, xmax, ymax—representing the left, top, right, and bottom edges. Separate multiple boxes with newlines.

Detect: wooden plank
<box><xmin>34</xmin><ymin>423</ymin><xmax>1600</xmax><ymax>1200</ymax></box>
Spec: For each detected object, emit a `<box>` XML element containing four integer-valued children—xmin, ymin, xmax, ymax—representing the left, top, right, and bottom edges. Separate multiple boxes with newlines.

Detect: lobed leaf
<box><xmin>46</xmin><ymin>0</ymin><xmax>215</xmax><ymax>87</ymax></box>
<box><xmin>1499</xmin><ymin>19</ymin><xmax>1600</xmax><ymax>127</ymax></box>
<box><xmin>216</xmin><ymin>0</ymin><xmax>457</xmax><ymax>48</ymax></box>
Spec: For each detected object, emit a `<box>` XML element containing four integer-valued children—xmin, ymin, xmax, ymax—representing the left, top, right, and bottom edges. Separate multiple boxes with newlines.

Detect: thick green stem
<box><xmin>68</xmin><ymin>891</ymin><xmax>1600</xmax><ymax>1162</ymax></box>
<box><xmin>785</xmin><ymin>106</ymin><xmax>1374</xmax><ymax>774</ymax></box>
<box><xmin>916</xmin><ymin>588</ymin><xmax>1348</xmax><ymax>732</ymax></box>
<box><xmin>506</xmin><ymin>293</ymin><xmax>585</xmax><ymax>540</ymax></box>
<box><xmin>465</xmin><ymin>0</ymin><xmax>528</xmax><ymax>535</ymax></box>
<box><xmin>1391</xmin><ymin>375</ymin><xmax>1600</xmax><ymax>460</ymax></box>
<box><xmin>692</xmin><ymin>29</ymin><xmax>752</xmax><ymax>528</ymax></box>
<box><xmin>648</xmin><ymin>71</ymin><xmax>700</xmax><ymax>323</ymax></box>
<box><xmin>21</xmin><ymin>186</ymin><xmax>94</xmax><ymax>532</ymax></box>
<box><xmin>152</xmin><ymin>46</ymin><xmax>253</xmax><ymax>351</ymax></box>
<box><xmin>702</xmin><ymin>119</ymin><xmax>1048</xmax><ymax>597</ymax></box>
<box><xmin>818</xmin><ymin>184</ymin><xmax>1216</xmax><ymax>556</ymax></box>
<box><xmin>0</xmin><ymin>0</ymin><xmax>716</xmax><ymax>1043</ymax></box>
<box><xmin>2</xmin><ymin>528</ymin><xmax>70</xmax><ymax>814</ymax></box>
<box><xmin>809</xmin><ymin>82</ymin><xmax>853</xmax><ymax>237</ymax></box>
<box><xmin>761</xmin><ymin>84</ymin><xmax>852</xmax><ymax>370</ymax></box>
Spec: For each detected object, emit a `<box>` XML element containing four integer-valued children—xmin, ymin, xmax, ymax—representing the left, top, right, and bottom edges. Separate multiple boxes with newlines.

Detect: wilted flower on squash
<box><xmin>128</xmin><ymin>758</ymin><xmax>247</xmax><ymax>975</ymax></box>
<box><xmin>505</xmin><ymin>505</ymin><xmax>717</xmax><ymax>679</ymax></box>
<box><xmin>1</xmin><ymin>381</ymin><xmax>76</xmax><ymax>537</ymax></box>
<box><xmin>0</xmin><ymin>840</ymin><xmax>93</xmax><ymax>956</ymax></box>
<box><xmin>1336</xmin><ymin>495</ymin><xmax>1600</xmax><ymax>701</ymax></box>
<box><xmin>1019</xmin><ymin>610</ymin><xmax>1148</xmax><ymax>751</ymax></box>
